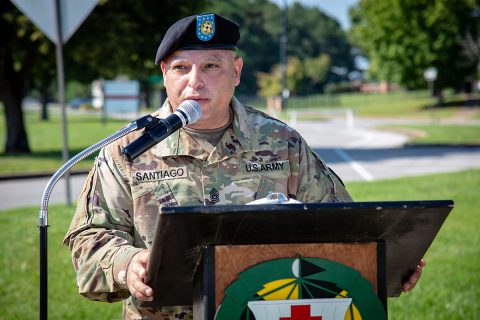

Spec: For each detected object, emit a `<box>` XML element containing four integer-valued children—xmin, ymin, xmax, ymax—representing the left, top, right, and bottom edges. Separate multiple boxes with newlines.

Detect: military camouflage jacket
<box><xmin>63</xmin><ymin>97</ymin><xmax>352</xmax><ymax>319</ymax></box>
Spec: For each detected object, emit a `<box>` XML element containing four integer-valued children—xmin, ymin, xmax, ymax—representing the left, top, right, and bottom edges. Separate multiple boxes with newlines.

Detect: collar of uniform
<box><xmin>202</xmin><ymin>97</ymin><xmax>256</xmax><ymax>163</ymax></box>
<box><xmin>150</xmin><ymin>99</ymin><xmax>209</xmax><ymax>159</ymax></box>
<box><xmin>150</xmin><ymin>97</ymin><xmax>254</xmax><ymax>159</ymax></box>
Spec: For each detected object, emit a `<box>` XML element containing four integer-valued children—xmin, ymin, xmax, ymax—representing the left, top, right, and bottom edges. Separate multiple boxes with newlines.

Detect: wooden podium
<box><xmin>144</xmin><ymin>200</ymin><xmax>453</xmax><ymax>319</ymax></box>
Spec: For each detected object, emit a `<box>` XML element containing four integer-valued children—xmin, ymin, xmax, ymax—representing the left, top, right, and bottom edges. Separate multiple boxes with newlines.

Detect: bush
<box><xmin>324</xmin><ymin>81</ymin><xmax>360</xmax><ymax>94</ymax></box>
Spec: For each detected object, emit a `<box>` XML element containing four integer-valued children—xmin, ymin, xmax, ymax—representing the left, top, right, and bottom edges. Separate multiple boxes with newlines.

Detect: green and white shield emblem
<box><xmin>215</xmin><ymin>258</ymin><xmax>386</xmax><ymax>320</ymax></box>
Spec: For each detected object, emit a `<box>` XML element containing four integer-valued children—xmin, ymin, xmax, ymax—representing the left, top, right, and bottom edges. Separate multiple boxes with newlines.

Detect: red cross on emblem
<box><xmin>279</xmin><ymin>305</ymin><xmax>322</xmax><ymax>320</ymax></box>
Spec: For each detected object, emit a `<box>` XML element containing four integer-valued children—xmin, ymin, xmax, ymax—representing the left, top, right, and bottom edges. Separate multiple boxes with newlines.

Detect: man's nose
<box><xmin>187</xmin><ymin>66</ymin><xmax>204</xmax><ymax>90</ymax></box>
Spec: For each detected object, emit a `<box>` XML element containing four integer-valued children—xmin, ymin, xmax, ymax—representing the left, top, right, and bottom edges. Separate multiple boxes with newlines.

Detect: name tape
<box><xmin>243</xmin><ymin>161</ymin><xmax>289</xmax><ymax>173</ymax></box>
<box><xmin>133</xmin><ymin>167</ymin><xmax>188</xmax><ymax>182</ymax></box>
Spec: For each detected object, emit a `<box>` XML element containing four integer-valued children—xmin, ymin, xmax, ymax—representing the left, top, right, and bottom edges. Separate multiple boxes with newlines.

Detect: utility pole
<box><xmin>280</xmin><ymin>0</ymin><xmax>288</xmax><ymax>111</ymax></box>
<box><xmin>54</xmin><ymin>0</ymin><xmax>72</xmax><ymax>205</ymax></box>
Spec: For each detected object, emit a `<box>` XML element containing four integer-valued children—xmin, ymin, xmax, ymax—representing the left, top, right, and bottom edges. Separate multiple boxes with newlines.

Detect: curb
<box><xmin>403</xmin><ymin>143</ymin><xmax>480</xmax><ymax>148</ymax></box>
<box><xmin>0</xmin><ymin>170</ymin><xmax>89</xmax><ymax>181</ymax></box>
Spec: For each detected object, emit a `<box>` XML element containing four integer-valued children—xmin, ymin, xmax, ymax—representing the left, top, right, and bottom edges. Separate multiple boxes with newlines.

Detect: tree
<box><xmin>30</xmin><ymin>45</ymin><xmax>56</xmax><ymax>121</ymax></box>
<box><xmin>210</xmin><ymin>0</ymin><xmax>354</xmax><ymax>96</ymax></box>
<box><xmin>349</xmin><ymin>0</ymin><xmax>479</xmax><ymax>91</ymax></box>
<box><xmin>286</xmin><ymin>2</ymin><xmax>354</xmax><ymax>88</ymax></box>
<box><xmin>257</xmin><ymin>54</ymin><xmax>331</xmax><ymax>97</ymax></box>
<box><xmin>66</xmin><ymin>0</ymin><xmax>208</xmax><ymax>107</ymax></box>
<box><xmin>0</xmin><ymin>2</ymin><xmax>54</xmax><ymax>153</ymax></box>
<box><xmin>205</xmin><ymin>0</ymin><xmax>282</xmax><ymax>95</ymax></box>
<box><xmin>0</xmin><ymin>0</ymin><xmax>208</xmax><ymax>154</ymax></box>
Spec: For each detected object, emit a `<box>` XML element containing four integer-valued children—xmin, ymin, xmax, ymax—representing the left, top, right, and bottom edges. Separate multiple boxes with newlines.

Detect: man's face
<box><xmin>161</xmin><ymin>49</ymin><xmax>243</xmax><ymax>129</ymax></box>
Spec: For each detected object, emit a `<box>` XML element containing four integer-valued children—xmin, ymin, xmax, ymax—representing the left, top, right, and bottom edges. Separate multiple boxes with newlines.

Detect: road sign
<box><xmin>104</xmin><ymin>80</ymin><xmax>140</xmax><ymax>114</ymax></box>
<box><xmin>423</xmin><ymin>67</ymin><xmax>438</xmax><ymax>82</ymax></box>
<box><xmin>11</xmin><ymin>0</ymin><xmax>99</xmax><ymax>44</ymax></box>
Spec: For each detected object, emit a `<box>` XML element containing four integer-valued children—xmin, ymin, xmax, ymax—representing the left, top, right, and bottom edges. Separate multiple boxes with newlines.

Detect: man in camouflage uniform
<box><xmin>63</xmin><ymin>13</ymin><xmax>423</xmax><ymax>320</ymax></box>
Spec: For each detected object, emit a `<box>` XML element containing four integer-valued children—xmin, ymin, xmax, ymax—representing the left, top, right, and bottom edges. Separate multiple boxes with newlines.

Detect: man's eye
<box><xmin>205</xmin><ymin>63</ymin><xmax>219</xmax><ymax>69</ymax></box>
<box><xmin>173</xmin><ymin>65</ymin><xmax>187</xmax><ymax>70</ymax></box>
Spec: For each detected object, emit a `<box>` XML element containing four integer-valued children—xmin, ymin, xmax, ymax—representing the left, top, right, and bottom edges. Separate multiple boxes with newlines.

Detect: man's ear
<box><xmin>233</xmin><ymin>56</ymin><xmax>243</xmax><ymax>85</ymax></box>
<box><xmin>160</xmin><ymin>61</ymin><xmax>166</xmax><ymax>75</ymax></box>
<box><xmin>160</xmin><ymin>61</ymin><xmax>167</xmax><ymax>86</ymax></box>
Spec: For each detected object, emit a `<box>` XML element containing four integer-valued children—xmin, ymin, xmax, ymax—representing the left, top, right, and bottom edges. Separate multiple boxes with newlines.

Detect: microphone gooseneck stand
<box><xmin>38</xmin><ymin>115</ymin><xmax>156</xmax><ymax>320</ymax></box>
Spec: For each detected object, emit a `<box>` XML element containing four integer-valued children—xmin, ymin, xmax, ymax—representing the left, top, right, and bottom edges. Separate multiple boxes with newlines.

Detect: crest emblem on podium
<box><xmin>215</xmin><ymin>258</ymin><xmax>386</xmax><ymax>320</ymax></box>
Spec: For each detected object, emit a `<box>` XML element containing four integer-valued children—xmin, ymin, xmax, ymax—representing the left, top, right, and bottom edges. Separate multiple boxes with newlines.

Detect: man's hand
<box><xmin>402</xmin><ymin>259</ymin><xmax>426</xmax><ymax>293</ymax></box>
<box><xmin>126</xmin><ymin>249</ymin><xmax>153</xmax><ymax>301</ymax></box>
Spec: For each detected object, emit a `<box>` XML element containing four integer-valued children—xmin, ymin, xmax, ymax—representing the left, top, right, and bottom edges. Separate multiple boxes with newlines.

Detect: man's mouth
<box><xmin>184</xmin><ymin>97</ymin><xmax>208</xmax><ymax>104</ymax></box>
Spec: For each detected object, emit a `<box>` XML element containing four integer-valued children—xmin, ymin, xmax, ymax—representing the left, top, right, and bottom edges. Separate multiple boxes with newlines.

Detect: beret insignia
<box><xmin>197</xmin><ymin>14</ymin><xmax>215</xmax><ymax>41</ymax></box>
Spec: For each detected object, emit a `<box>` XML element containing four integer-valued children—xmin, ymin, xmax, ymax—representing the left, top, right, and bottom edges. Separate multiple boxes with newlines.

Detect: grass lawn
<box><xmin>0</xmin><ymin>111</ymin><xmax>131</xmax><ymax>175</ymax></box>
<box><xmin>0</xmin><ymin>204</ymin><xmax>122</xmax><ymax>319</ymax></box>
<box><xmin>0</xmin><ymin>169</ymin><xmax>479</xmax><ymax>319</ymax></box>
<box><xmin>347</xmin><ymin>169</ymin><xmax>480</xmax><ymax>319</ymax></box>
<box><xmin>273</xmin><ymin>91</ymin><xmax>478</xmax><ymax>119</ymax></box>
<box><xmin>382</xmin><ymin>124</ymin><xmax>480</xmax><ymax>145</ymax></box>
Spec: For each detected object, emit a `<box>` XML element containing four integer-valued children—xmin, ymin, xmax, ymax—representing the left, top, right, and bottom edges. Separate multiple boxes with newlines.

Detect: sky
<box><xmin>270</xmin><ymin>0</ymin><xmax>359</xmax><ymax>30</ymax></box>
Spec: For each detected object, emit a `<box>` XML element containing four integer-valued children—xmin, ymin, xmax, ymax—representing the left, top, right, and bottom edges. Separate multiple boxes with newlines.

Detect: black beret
<box><xmin>155</xmin><ymin>13</ymin><xmax>240</xmax><ymax>64</ymax></box>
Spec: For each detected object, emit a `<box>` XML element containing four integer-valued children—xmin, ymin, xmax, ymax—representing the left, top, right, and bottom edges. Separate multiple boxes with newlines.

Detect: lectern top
<box><xmin>146</xmin><ymin>200</ymin><xmax>453</xmax><ymax>306</ymax></box>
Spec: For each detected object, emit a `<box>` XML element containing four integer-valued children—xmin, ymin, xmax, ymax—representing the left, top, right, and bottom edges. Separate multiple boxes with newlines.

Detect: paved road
<box><xmin>296</xmin><ymin>118</ymin><xmax>480</xmax><ymax>182</ymax></box>
<box><xmin>1</xmin><ymin>117</ymin><xmax>479</xmax><ymax>210</ymax></box>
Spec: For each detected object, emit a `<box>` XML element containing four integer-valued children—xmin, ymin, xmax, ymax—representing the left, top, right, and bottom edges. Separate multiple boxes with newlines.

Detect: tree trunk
<box><xmin>1</xmin><ymin>92</ymin><xmax>30</xmax><ymax>153</ymax></box>
<box><xmin>435</xmin><ymin>88</ymin><xmax>444</xmax><ymax>107</ymax></box>
<box><xmin>0</xmin><ymin>48</ymin><xmax>31</xmax><ymax>154</ymax></box>
<box><xmin>39</xmin><ymin>86</ymin><xmax>49</xmax><ymax>121</ymax></box>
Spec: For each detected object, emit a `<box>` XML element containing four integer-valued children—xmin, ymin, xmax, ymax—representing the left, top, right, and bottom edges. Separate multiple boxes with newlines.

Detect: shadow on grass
<box><xmin>25</xmin><ymin>112</ymin><xmax>131</xmax><ymax>125</ymax></box>
<box><xmin>421</xmin><ymin>98</ymin><xmax>480</xmax><ymax>109</ymax></box>
<box><xmin>67</xmin><ymin>117</ymin><xmax>128</xmax><ymax>125</ymax></box>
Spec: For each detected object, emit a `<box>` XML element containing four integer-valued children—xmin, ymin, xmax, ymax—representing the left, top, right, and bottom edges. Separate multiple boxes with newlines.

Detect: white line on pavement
<box><xmin>334</xmin><ymin>148</ymin><xmax>375</xmax><ymax>181</ymax></box>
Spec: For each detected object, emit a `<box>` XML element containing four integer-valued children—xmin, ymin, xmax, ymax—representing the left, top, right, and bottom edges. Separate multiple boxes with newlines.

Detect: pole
<box><xmin>428</xmin><ymin>80</ymin><xmax>435</xmax><ymax>123</ymax></box>
<box><xmin>54</xmin><ymin>0</ymin><xmax>72</xmax><ymax>205</ymax></box>
<box><xmin>40</xmin><ymin>0</ymin><xmax>71</xmax><ymax>318</ymax></box>
<box><xmin>38</xmin><ymin>114</ymin><xmax>152</xmax><ymax>320</ymax></box>
<box><xmin>39</xmin><ymin>220</ymin><xmax>48</xmax><ymax>320</ymax></box>
<box><xmin>280</xmin><ymin>0</ymin><xmax>287</xmax><ymax>111</ymax></box>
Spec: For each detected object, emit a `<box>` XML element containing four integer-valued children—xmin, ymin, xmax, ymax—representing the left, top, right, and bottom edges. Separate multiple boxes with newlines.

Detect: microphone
<box><xmin>122</xmin><ymin>100</ymin><xmax>202</xmax><ymax>161</ymax></box>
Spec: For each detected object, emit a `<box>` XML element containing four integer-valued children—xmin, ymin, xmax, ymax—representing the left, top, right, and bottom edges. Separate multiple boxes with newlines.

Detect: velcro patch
<box><xmin>242</xmin><ymin>161</ymin><xmax>289</xmax><ymax>174</ymax></box>
<box><xmin>133</xmin><ymin>167</ymin><xmax>188</xmax><ymax>183</ymax></box>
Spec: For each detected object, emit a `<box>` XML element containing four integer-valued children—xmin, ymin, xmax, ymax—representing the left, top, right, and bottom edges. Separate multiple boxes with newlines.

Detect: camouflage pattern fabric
<box><xmin>63</xmin><ymin>97</ymin><xmax>352</xmax><ymax>319</ymax></box>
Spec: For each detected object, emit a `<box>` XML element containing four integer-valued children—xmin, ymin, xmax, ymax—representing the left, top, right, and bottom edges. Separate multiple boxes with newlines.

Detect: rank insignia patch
<box><xmin>197</xmin><ymin>13</ymin><xmax>215</xmax><ymax>41</ymax></box>
<box><xmin>209</xmin><ymin>187</ymin><xmax>220</xmax><ymax>203</ymax></box>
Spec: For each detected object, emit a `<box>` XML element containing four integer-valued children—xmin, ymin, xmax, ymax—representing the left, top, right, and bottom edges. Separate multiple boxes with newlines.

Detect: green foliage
<box><xmin>304</xmin><ymin>54</ymin><xmax>331</xmax><ymax>85</ymax></box>
<box><xmin>287</xmin><ymin>3</ymin><xmax>354</xmax><ymax>75</ymax></box>
<box><xmin>209</xmin><ymin>0</ymin><xmax>353</xmax><ymax>95</ymax></box>
<box><xmin>0</xmin><ymin>0</ymin><xmax>208</xmax><ymax>153</ymax></box>
<box><xmin>257</xmin><ymin>54</ymin><xmax>331</xmax><ymax>97</ymax></box>
<box><xmin>205</xmin><ymin>0</ymin><xmax>282</xmax><ymax>95</ymax></box>
<box><xmin>257</xmin><ymin>69</ymin><xmax>282</xmax><ymax>97</ymax></box>
<box><xmin>324</xmin><ymin>81</ymin><xmax>359</xmax><ymax>94</ymax></box>
<box><xmin>65</xmin><ymin>0</ymin><xmax>208</xmax><ymax>82</ymax></box>
<box><xmin>350</xmin><ymin>0</ymin><xmax>479</xmax><ymax>90</ymax></box>
<box><xmin>0</xmin><ymin>2</ymin><xmax>55</xmax><ymax>152</ymax></box>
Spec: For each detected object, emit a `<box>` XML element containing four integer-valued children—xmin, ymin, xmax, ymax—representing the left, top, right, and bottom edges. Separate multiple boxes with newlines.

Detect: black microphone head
<box><xmin>175</xmin><ymin>100</ymin><xmax>202</xmax><ymax>125</ymax></box>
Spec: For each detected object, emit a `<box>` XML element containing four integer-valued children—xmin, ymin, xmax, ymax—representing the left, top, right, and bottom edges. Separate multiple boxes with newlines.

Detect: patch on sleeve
<box><xmin>133</xmin><ymin>167</ymin><xmax>188</xmax><ymax>183</ymax></box>
<box><xmin>241</xmin><ymin>160</ymin><xmax>290</xmax><ymax>174</ymax></box>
